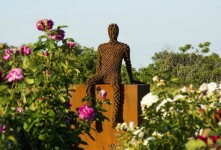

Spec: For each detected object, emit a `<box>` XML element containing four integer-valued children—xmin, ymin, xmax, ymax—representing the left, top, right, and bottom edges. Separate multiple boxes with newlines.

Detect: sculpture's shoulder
<box><xmin>98</xmin><ymin>42</ymin><xmax>108</xmax><ymax>47</ymax></box>
<box><xmin>118</xmin><ymin>42</ymin><xmax>130</xmax><ymax>51</ymax></box>
<box><xmin>98</xmin><ymin>43</ymin><xmax>108</xmax><ymax>51</ymax></box>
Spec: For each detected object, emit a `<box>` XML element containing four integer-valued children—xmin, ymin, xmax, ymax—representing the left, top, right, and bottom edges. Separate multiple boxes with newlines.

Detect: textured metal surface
<box><xmin>85</xmin><ymin>24</ymin><xmax>136</xmax><ymax>127</ymax></box>
<box><xmin>70</xmin><ymin>84</ymin><xmax>150</xmax><ymax>150</ymax></box>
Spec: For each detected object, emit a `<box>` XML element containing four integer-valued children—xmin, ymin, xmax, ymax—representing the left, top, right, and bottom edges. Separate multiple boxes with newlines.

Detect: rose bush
<box><xmin>116</xmin><ymin>76</ymin><xmax>221</xmax><ymax>150</ymax></box>
<box><xmin>0</xmin><ymin>19</ymin><xmax>110</xmax><ymax>149</ymax></box>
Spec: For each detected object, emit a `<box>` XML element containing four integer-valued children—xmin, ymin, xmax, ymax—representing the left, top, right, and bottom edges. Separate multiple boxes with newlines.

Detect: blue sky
<box><xmin>0</xmin><ymin>0</ymin><xmax>221</xmax><ymax>68</ymax></box>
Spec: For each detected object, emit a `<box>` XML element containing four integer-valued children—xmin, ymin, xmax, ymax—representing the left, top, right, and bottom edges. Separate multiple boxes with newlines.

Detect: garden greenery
<box><xmin>0</xmin><ymin>19</ymin><xmax>110</xmax><ymax>149</ymax></box>
<box><xmin>116</xmin><ymin>76</ymin><xmax>221</xmax><ymax>150</ymax></box>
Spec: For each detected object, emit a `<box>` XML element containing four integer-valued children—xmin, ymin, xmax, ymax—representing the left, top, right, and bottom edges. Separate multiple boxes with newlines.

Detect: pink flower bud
<box><xmin>16</xmin><ymin>107</ymin><xmax>23</xmax><ymax>113</ymax></box>
<box><xmin>21</xmin><ymin>46</ymin><xmax>31</xmax><ymax>56</ymax></box>
<box><xmin>3</xmin><ymin>54</ymin><xmax>10</xmax><ymax>60</ymax></box>
<box><xmin>49</xmin><ymin>29</ymin><xmax>65</xmax><ymax>41</ymax></box>
<box><xmin>36</xmin><ymin>21</ymin><xmax>44</xmax><ymax>31</ymax></box>
<box><xmin>0</xmin><ymin>125</ymin><xmax>6</xmax><ymax>133</ymax></box>
<box><xmin>67</xmin><ymin>41</ymin><xmax>76</xmax><ymax>49</ymax></box>
<box><xmin>36</xmin><ymin>19</ymin><xmax>54</xmax><ymax>31</ymax></box>
<box><xmin>3</xmin><ymin>49</ymin><xmax>13</xmax><ymax>60</ymax></box>
<box><xmin>5</xmin><ymin>49</ymin><xmax>12</xmax><ymax>54</ymax></box>
<box><xmin>99</xmin><ymin>89</ymin><xmax>107</xmax><ymax>99</ymax></box>
<box><xmin>43</xmin><ymin>51</ymin><xmax>49</xmax><ymax>57</ymax></box>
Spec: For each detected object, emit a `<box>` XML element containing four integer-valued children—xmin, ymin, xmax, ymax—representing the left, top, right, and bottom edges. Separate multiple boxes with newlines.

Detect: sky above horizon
<box><xmin>0</xmin><ymin>0</ymin><xmax>221</xmax><ymax>69</ymax></box>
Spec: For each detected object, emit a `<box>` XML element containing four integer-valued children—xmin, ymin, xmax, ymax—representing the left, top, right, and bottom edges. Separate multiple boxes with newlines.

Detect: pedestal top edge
<box><xmin>74</xmin><ymin>84</ymin><xmax>150</xmax><ymax>87</ymax></box>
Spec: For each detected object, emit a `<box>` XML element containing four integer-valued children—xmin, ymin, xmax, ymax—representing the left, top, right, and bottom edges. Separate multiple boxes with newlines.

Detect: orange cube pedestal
<box><xmin>70</xmin><ymin>84</ymin><xmax>150</xmax><ymax>150</ymax></box>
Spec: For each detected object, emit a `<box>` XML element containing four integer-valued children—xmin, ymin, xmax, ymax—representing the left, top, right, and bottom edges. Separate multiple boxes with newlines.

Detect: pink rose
<box><xmin>99</xmin><ymin>89</ymin><xmax>107</xmax><ymax>99</ymax></box>
<box><xmin>21</xmin><ymin>46</ymin><xmax>31</xmax><ymax>56</ymax></box>
<box><xmin>3</xmin><ymin>54</ymin><xmax>10</xmax><ymax>60</ymax></box>
<box><xmin>0</xmin><ymin>125</ymin><xmax>6</xmax><ymax>133</ymax></box>
<box><xmin>43</xmin><ymin>19</ymin><xmax>53</xmax><ymax>30</ymax></box>
<box><xmin>5</xmin><ymin>49</ymin><xmax>12</xmax><ymax>54</ymax></box>
<box><xmin>36</xmin><ymin>19</ymin><xmax>54</xmax><ymax>31</ymax></box>
<box><xmin>5</xmin><ymin>68</ymin><xmax>23</xmax><ymax>82</ymax></box>
<box><xmin>36</xmin><ymin>21</ymin><xmax>44</xmax><ymax>31</ymax></box>
<box><xmin>67</xmin><ymin>41</ymin><xmax>76</xmax><ymax>49</ymax></box>
<box><xmin>49</xmin><ymin>29</ymin><xmax>65</xmax><ymax>41</ymax></box>
<box><xmin>78</xmin><ymin>104</ymin><xmax>95</xmax><ymax>121</ymax></box>
<box><xmin>3</xmin><ymin>49</ymin><xmax>12</xmax><ymax>60</ymax></box>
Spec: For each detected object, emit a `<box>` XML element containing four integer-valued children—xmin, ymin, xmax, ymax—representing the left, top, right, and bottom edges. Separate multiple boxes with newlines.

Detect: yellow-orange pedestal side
<box><xmin>70</xmin><ymin>84</ymin><xmax>150</xmax><ymax>150</ymax></box>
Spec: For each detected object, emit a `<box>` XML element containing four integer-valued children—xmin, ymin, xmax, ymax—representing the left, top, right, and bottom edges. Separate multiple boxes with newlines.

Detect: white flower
<box><xmin>115</xmin><ymin>123</ymin><xmax>121</xmax><ymax>131</ymax></box>
<box><xmin>147</xmin><ymin>137</ymin><xmax>155</xmax><ymax>141</ymax></box>
<box><xmin>141</xmin><ymin>93</ymin><xmax>159</xmax><ymax>110</ymax></box>
<box><xmin>156</xmin><ymin>98</ymin><xmax>172</xmax><ymax>112</ymax></box>
<box><xmin>161</xmin><ymin>108</ymin><xmax>166</xmax><ymax>112</ymax></box>
<box><xmin>120</xmin><ymin>122</ymin><xmax>128</xmax><ymax>131</ymax></box>
<box><xmin>157</xmin><ymin>79</ymin><xmax>165</xmax><ymax>86</ymax></box>
<box><xmin>138</xmin><ymin>131</ymin><xmax>145</xmax><ymax>138</ymax></box>
<box><xmin>133</xmin><ymin>127</ymin><xmax>144</xmax><ymax>135</ymax></box>
<box><xmin>199</xmin><ymin>83</ymin><xmax>208</xmax><ymax>92</ymax></box>
<box><xmin>152</xmin><ymin>131</ymin><xmax>163</xmax><ymax>137</ymax></box>
<box><xmin>200</xmin><ymin>104</ymin><xmax>207</xmax><ymax>110</ymax></box>
<box><xmin>163</xmin><ymin>112</ymin><xmax>168</xmax><ymax>118</ymax></box>
<box><xmin>143</xmin><ymin>139</ymin><xmax>149</xmax><ymax>145</ymax></box>
<box><xmin>152</xmin><ymin>76</ymin><xmax>159</xmax><ymax>82</ymax></box>
<box><xmin>180</xmin><ymin>86</ymin><xmax>187</xmax><ymax>93</ymax></box>
<box><xmin>199</xmin><ymin>129</ymin><xmax>204</xmax><ymax>135</ymax></box>
<box><xmin>174</xmin><ymin>94</ymin><xmax>185</xmax><ymax>101</ymax></box>
<box><xmin>209</xmin><ymin>102</ymin><xmax>215</xmax><ymax>108</ymax></box>
<box><xmin>133</xmin><ymin>129</ymin><xmax>140</xmax><ymax>135</ymax></box>
<box><xmin>208</xmin><ymin>82</ymin><xmax>217</xmax><ymax>92</ymax></box>
<box><xmin>131</xmin><ymin>138</ymin><xmax>138</xmax><ymax>146</ymax></box>
<box><xmin>129</xmin><ymin>121</ymin><xmax>135</xmax><ymax>130</ymax></box>
<box><xmin>218</xmin><ymin>122</ymin><xmax>221</xmax><ymax>126</ymax></box>
<box><xmin>169</xmin><ymin>107</ymin><xmax>174</xmax><ymax>111</ymax></box>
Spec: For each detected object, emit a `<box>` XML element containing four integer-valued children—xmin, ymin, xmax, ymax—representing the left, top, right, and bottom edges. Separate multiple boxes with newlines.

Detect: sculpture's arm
<box><xmin>96</xmin><ymin>45</ymin><xmax>102</xmax><ymax>74</ymax></box>
<box><xmin>124</xmin><ymin>45</ymin><xmax>134</xmax><ymax>84</ymax></box>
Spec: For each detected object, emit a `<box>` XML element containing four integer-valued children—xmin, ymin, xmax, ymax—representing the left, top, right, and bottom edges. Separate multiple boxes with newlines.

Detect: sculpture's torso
<box><xmin>97</xmin><ymin>42</ymin><xmax>129</xmax><ymax>83</ymax></box>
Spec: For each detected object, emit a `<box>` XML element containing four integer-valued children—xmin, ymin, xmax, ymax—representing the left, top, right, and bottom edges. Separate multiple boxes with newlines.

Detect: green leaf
<box><xmin>8</xmin><ymin>135</ymin><xmax>18</xmax><ymax>144</ymax></box>
<box><xmin>23</xmin><ymin>57</ymin><xmax>30</xmax><ymax>69</ymax></box>
<box><xmin>34</xmin><ymin>78</ymin><xmax>42</xmax><ymax>86</ymax></box>
<box><xmin>26</xmin><ymin>77</ymin><xmax>35</xmax><ymax>85</ymax></box>
<box><xmin>186</xmin><ymin>139</ymin><xmax>207</xmax><ymax>150</ymax></box>
<box><xmin>48</xmin><ymin>110</ymin><xmax>55</xmax><ymax>122</ymax></box>
<box><xmin>38</xmin><ymin>134</ymin><xmax>47</xmax><ymax>141</ymax></box>
<box><xmin>57</xmin><ymin>25</ymin><xmax>68</xmax><ymax>29</ymax></box>
<box><xmin>23</xmin><ymin>119</ymin><xmax>38</xmax><ymax>132</ymax></box>
<box><xmin>58</xmin><ymin>94</ymin><xmax>66</xmax><ymax>103</ymax></box>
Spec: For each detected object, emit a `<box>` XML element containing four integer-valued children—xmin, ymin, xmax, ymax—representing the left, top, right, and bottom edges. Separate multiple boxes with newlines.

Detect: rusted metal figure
<box><xmin>85</xmin><ymin>23</ymin><xmax>137</xmax><ymax>127</ymax></box>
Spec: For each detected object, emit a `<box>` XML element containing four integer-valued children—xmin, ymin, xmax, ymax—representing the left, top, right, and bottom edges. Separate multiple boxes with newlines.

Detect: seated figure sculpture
<box><xmin>85</xmin><ymin>23</ymin><xmax>139</xmax><ymax>127</ymax></box>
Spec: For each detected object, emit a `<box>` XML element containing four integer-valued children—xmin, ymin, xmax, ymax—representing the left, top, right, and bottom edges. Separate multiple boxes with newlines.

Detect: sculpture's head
<box><xmin>108</xmin><ymin>23</ymin><xmax>119</xmax><ymax>41</ymax></box>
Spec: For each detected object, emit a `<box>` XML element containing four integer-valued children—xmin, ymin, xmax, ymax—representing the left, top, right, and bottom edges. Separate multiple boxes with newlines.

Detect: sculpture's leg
<box><xmin>85</xmin><ymin>75</ymin><xmax>103</xmax><ymax>105</ymax></box>
<box><xmin>112</xmin><ymin>82</ymin><xmax>121</xmax><ymax>128</ymax></box>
